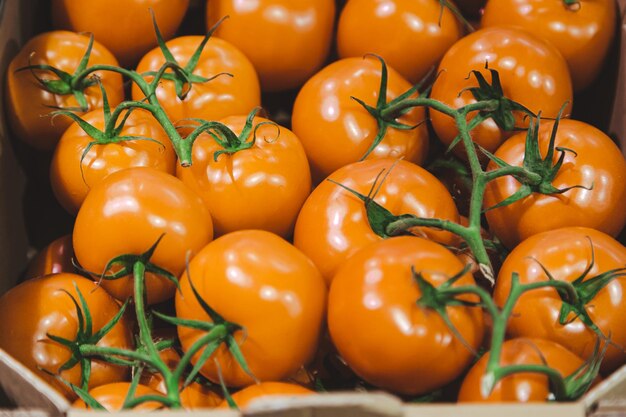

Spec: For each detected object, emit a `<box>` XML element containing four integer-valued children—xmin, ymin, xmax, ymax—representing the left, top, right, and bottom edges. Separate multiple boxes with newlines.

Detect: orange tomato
<box><xmin>72</xmin><ymin>382</ymin><xmax>163</xmax><ymax>410</ymax></box>
<box><xmin>294</xmin><ymin>158</ymin><xmax>460</xmax><ymax>284</ymax></box>
<box><xmin>292</xmin><ymin>57</ymin><xmax>429</xmax><ymax>182</ymax></box>
<box><xmin>219</xmin><ymin>382</ymin><xmax>314</xmax><ymax>409</ymax></box>
<box><xmin>73</xmin><ymin>167</ymin><xmax>213</xmax><ymax>304</ymax></box>
<box><xmin>52</xmin><ymin>0</ymin><xmax>190</xmax><ymax>67</ymax></box>
<box><xmin>24</xmin><ymin>235</ymin><xmax>74</xmax><ymax>279</ymax></box>
<box><xmin>132</xmin><ymin>36</ymin><xmax>260</xmax><ymax>128</ymax></box>
<box><xmin>206</xmin><ymin>0</ymin><xmax>336</xmax><ymax>92</ymax></box>
<box><xmin>429</xmin><ymin>27</ymin><xmax>573</xmax><ymax>157</ymax></box>
<box><xmin>176</xmin><ymin>115</ymin><xmax>311</xmax><ymax>238</ymax></box>
<box><xmin>175</xmin><ymin>230</ymin><xmax>326</xmax><ymax>387</ymax></box>
<box><xmin>5</xmin><ymin>31</ymin><xmax>123</xmax><ymax>150</ymax></box>
<box><xmin>337</xmin><ymin>0</ymin><xmax>463</xmax><ymax>84</ymax></box>
<box><xmin>50</xmin><ymin>109</ymin><xmax>176</xmax><ymax>215</ymax></box>
<box><xmin>482</xmin><ymin>0</ymin><xmax>616</xmax><ymax>91</ymax></box>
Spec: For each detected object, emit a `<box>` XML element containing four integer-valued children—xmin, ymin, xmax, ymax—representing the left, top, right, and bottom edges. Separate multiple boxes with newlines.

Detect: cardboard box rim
<box><xmin>0</xmin><ymin>0</ymin><xmax>625</xmax><ymax>416</ymax></box>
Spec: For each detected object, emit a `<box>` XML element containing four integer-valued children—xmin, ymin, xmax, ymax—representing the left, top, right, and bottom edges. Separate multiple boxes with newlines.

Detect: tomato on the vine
<box><xmin>72</xmin><ymin>382</ymin><xmax>164</xmax><ymax>410</ymax></box>
<box><xmin>218</xmin><ymin>382</ymin><xmax>314</xmax><ymax>409</ymax></box>
<box><xmin>24</xmin><ymin>235</ymin><xmax>74</xmax><ymax>279</ymax></box>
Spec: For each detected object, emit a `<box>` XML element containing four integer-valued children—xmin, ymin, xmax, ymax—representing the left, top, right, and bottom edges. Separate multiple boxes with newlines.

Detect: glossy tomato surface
<box><xmin>133</xmin><ymin>36</ymin><xmax>260</xmax><ymax>127</ymax></box>
<box><xmin>73</xmin><ymin>167</ymin><xmax>213</xmax><ymax>304</ymax></box>
<box><xmin>5</xmin><ymin>31</ymin><xmax>123</xmax><ymax>150</ymax></box>
<box><xmin>177</xmin><ymin>116</ymin><xmax>311</xmax><ymax>238</ymax></box>
<box><xmin>292</xmin><ymin>57</ymin><xmax>429</xmax><ymax>182</ymax></box>
<box><xmin>458</xmin><ymin>338</ymin><xmax>587</xmax><ymax>402</ymax></box>
<box><xmin>206</xmin><ymin>0</ymin><xmax>336</xmax><ymax>91</ymax></box>
<box><xmin>24</xmin><ymin>235</ymin><xmax>74</xmax><ymax>279</ymax></box>
<box><xmin>72</xmin><ymin>382</ymin><xmax>163</xmax><ymax>410</ymax></box>
<box><xmin>0</xmin><ymin>273</ymin><xmax>133</xmax><ymax>399</ymax></box>
<box><xmin>51</xmin><ymin>108</ymin><xmax>176</xmax><ymax>215</ymax></box>
<box><xmin>328</xmin><ymin>236</ymin><xmax>484</xmax><ymax>395</ymax></box>
<box><xmin>175</xmin><ymin>230</ymin><xmax>326</xmax><ymax>387</ymax></box>
<box><xmin>337</xmin><ymin>0</ymin><xmax>463</xmax><ymax>84</ymax></box>
<box><xmin>429</xmin><ymin>27</ymin><xmax>573</xmax><ymax>157</ymax></box>
<box><xmin>484</xmin><ymin>119</ymin><xmax>626</xmax><ymax>249</ymax></box>
<box><xmin>52</xmin><ymin>0</ymin><xmax>189</xmax><ymax>67</ymax></box>
<box><xmin>494</xmin><ymin>227</ymin><xmax>626</xmax><ymax>373</ymax></box>
<box><xmin>294</xmin><ymin>158</ymin><xmax>460</xmax><ymax>284</ymax></box>
<box><xmin>482</xmin><ymin>0</ymin><xmax>616</xmax><ymax>91</ymax></box>
<box><xmin>218</xmin><ymin>382</ymin><xmax>314</xmax><ymax>409</ymax></box>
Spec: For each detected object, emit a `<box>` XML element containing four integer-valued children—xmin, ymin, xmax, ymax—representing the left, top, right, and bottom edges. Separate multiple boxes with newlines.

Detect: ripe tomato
<box><xmin>72</xmin><ymin>382</ymin><xmax>163</xmax><ymax>410</ymax></box>
<box><xmin>206</xmin><ymin>0</ymin><xmax>336</xmax><ymax>92</ymax></box>
<box><xmin>481</xmin><ymin>0</ymin><xmax>616</xmax><ymax>91</ymax></box>
<box><xmin>73</xmin><ymin>167</ymin><xmax>213</xmax><ymax>305</ymax></box>
<box><xmin>132</xmin><ymin>36</ymin><xmax>260</xmax><ymax>128</ymax></box>
<box><xmin>218</xmin><ymin>382</ymin><xmax>314</xmax><ymax>409</ymax></box>
<box><xmin>458</xmin><ymin>338</ymin><xmax>586</xmax><ymax>402</ymax></box>
<box><xmin>24</xmin><ymin>234</ymin><xmax>74</xmax><ymax>279</ymax></box>
<box><xmin>5</xmin><ymin>31</ymin><xmax>123</xmax><ymax>150</ymax></box>
<box><xmin>328</xmin><ymin>236</ymin><xmax>484</xmax><ymax>395</ymax></box>
<box><xmin>493</xmin><ymin>227</ymin><xmax>626</xmax><ymax>373</ymax></box>
<box><xmin>50</xmin><ymin>108</ymin><xmax>176</xmax><ymax>215</ymax></box>
<box><xmin>294</xmin><ymin>158</ymin><xmax>460</xmax><ymax>284</ymax></box>
<box><xmin>429</xmin><ymin>27</ymin><xmax>573</xmax><ymax>157</ymax></box>
<box><xmin>484</xmin><ymin>119</ymin><xmax>626</xmax><ymax>249</ymax></box>
<box><xmin>0</xmin><ymin>273</ymin><xmax>133</xmax><ymax>399</ymax></box>
<box><xmin>176</xmin><ymin>115</ymin><xmax>311</xmax><ymax>238</ymax></box>
<box><xmin>175</xmin><ymin>230</ymin><xmax>326</xmax><ymax>387</ymax></box>
<box><xmin>337</xmin><ymin>0</ymin><xmax>463</xmax><ymax>84</ymax></box>
<box><xmin>292</xmin><ymin>57</ymin><xmax>429</xmax><ymax>182</ymax></box>
<box><xmin>51</xmin><ymin>0</ymin><xmax>190</xmax><ymax>67</ymax></box>
<box><xmin>179</xmin><ymin>382</ymin><xmax>222</xmax><ymax>409</ymax></box>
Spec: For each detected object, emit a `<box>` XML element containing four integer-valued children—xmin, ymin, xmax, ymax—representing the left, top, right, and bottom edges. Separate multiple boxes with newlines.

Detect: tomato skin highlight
<box><xmin>328</xmin><ymin>236</ymin><xmax>484</xmax><ymax>395</ymax></box>
<box><xmin>24</xmin><ymin>235</ymin><xmax>74</xmax><ymax>279</ymax></box>
<box><xmin>0</xmin><ymin>273</ymin><xmax>134</xmax><ymax>399</ymax></box>
<box><xmin>73</xmin><ymin>167</ymin><xmax>214</xmax><ymax>305</ymax></box>
<box><xmin>484</xmin><ymin>119</ymin><xmax>626</xmax><ymax>249</ymax></box>
<box><xmin>5</xmin><ymin>31</ymin><xmax>123</xmax><ymax>150</ymax></box>
<box><xmin>175</xmin><ymin>230</ymin><xmax>327</xmax><ymax>387</ymax></box>
<box><xmin>218</xmin><ymin>382</ymin><xmax>314</xmax><ymax>409</ymax></box>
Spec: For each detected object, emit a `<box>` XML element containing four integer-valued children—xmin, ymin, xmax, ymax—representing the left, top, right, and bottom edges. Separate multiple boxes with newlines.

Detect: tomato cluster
<box><xmin>1</xmin><ymin>0</ymin><xmax>623</xmax><ymax>411</ymax></box>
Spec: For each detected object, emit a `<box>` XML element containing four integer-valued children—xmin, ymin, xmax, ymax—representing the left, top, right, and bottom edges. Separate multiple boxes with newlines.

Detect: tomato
<box><xmin>5</xmin><ymin>31</ymin><xmax>123</xmax><ymax>150</ymax></box>
<box><xmin>328</xmin><ymin>236</ymin><xmax>484</xmax><ymax>395</ymax></box>
<box><xmin>73</xmin><ymin>167</ymin><xmax>213</xmax><ymax>305</ymax></box>
<box><xmin>294</xmin><ymin>158</ymin><xmax>460</xmax><ymax>284</ymax></box>
<box><xmin>484</xmin><ymin>119</ymin><xmax>626</xmax><ymax>249</ymax></box>
<box><xmin>292</xmin><ymin>57</ymin><xmax>429</xmax><ymax>182</ymax></box>
<box><xmin>429</xmin><ymin>27</ymin><xmax>573</xmax><ymax>157</ymax></box>
<box><xmin>0</xmin><ymin>273</ymin><xmax>133</xmax><ymax>399</ymax></box>
<box><xmin>179</xmin><ymin>382</ymin><xmax>222</xmax><ymax>409</ymax></box>
<box><xmin>481</xmin><ymin>0</ymin><xmax>616</xmax><ymax>91</ymax></box>
<box><xmin>50</xmin><ymin>108</ymin><xmax>177</xmax><ymax>215</ymax></box>
<box><xmin>132</xmin><ymin>36</ymin><xmax>260</xmax><ymax>128</ymax></box>
<box><xmin>51</xmin><ymin>0</ymin><xmax>190</xmax><ymax>67</ymax></box>
<box><xmin>337</xmin><ymin>0</ymin><xmax>463</xmax><ymax>84</ymax></box>
<box><xmin>206</xmin><ymin>0</ymin><xmax>336</xmax><ymax>92</ymax></box>
<box><xmin>24</xmin><ymin>234</ymin><xmax>74</xmax><ymax>279</ymax></box>
<box><xmin>218</xmin><ymin>382</ymin><xmax>314</xmax><ymax>409</ymax></box>
<box><xmin>493</xmin><ymin>227</ymin><xmax>626</xmax><ymax>373</ymax></box>
<box><xmin>176</xmin><ymin>115</ymin><xmax>311</xmax><ymax>238</ymax></box>
<box><xmin>72</xmin><ymin>382</ymin><xmax>163</xmax><ymax>410</ymax></box>
<box><xmin>458</xmin><ymin>338</ymin><xmax>587</xmax><ymax>402</ymax></box>
<box><xmin>175</xmin><ymin>230</ymin><xmax>326</xmax><ymax>387</ymax></box>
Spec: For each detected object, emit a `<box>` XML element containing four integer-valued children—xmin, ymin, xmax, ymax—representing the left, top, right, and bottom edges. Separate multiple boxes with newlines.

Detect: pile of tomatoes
<box><xmin>1</xmin><ymin>0</ymin><xmax>624</xmax><ymax>411</ymax></box>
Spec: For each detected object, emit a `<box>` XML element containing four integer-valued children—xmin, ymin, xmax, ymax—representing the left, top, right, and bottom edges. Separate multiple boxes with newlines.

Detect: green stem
<box><xmin>172</xmin><ymin>326</ymin><xmax>227</xmax><ymax>382</ymax></box>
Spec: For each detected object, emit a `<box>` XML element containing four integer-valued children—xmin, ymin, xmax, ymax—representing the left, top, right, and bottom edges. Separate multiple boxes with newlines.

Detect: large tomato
<box><xmin>0</xmin><ymin>273</ymin><xmax>133</xmax><ymax>399</ymax></box>
<box><xmin>337</xmin><ymin>0</ymin><xmax>463</xmax><ymax>84</ymax></box>
<box><xmin>176</xmin><ymin>115</ymin><xmax>311</xmax><ymax>238</ymax></box>
<box><xmin>132</xmin><ymin>36</ymin><xmax>260</xmax><ymax>128</ymax></box>
<box><xmin>218</xmin><ymin>382</ymin><xmax>314</xmax><ymax>409</ymax></box>
<box><xmin>484</xmin><ymin>119</ymin><xmax>626</xmax><ymax>249</ymax></box>
<box><xmin>481</xmin><ymin>0</ymin><xmax>616</xmax><ymax>91</ymax></box>
<box><xmin>50</xmin><ymin>108</ymin><xmax>176</xmax><ymax>215</ymax></box>
<box><xmin>429</xmin><ymin>27</ymin><xmax>573</xmax><ymax>157</ymax></box>
<box><xmin>206</xmin><ymin>0</ymin><xmax>336</xmax><ymax>92</ymax></box>
<box><xmin>5</xmin><ymin>31</ymin><xmax>123</xmax><ymax>150</ymax></box>
<box><xmin>494</xmin><ymin>227</ymin><xmax>626</xmax><ymax>373</ymax></box>
<box><xmin>73</xmin><ymin>167</ymin><xmax>213</xmax><ymax>304</ymax></box>
<box><xmin>52</xmin><ymin>0</ymin><xmax>190</xmax><ymax>67</ymax></box>
<box><xmin>175</xmin><ymin>230</ymin><xmax>326</xmax><ymax>387</ymax></box>
<box><xmin>328</xmin><ymin>236</ymin><xmax>484</xmax><ymax>395</ymax></box>
<box><xmin>294</xmin><ymin>158</ymin><xmax>460</xmax><ymax>284</ymax></box>
<box><xmin>458</xmin><ymin>338</ymin><xmax>586</xmax><ymax>402</ymax></box>
<box><xmin>292</xmin><ymin>57</ymin><xmax>429</xmax><ymax>182</ymax></box>
<box><xmin>72</xmin><ymin>382</ymin><xmax>164</xmax><ymax>410</ymax></box>
<box><xmin>24</xmin><ymin>234</ymin><xmax>74</xmax><ymax>279</ymax></box>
